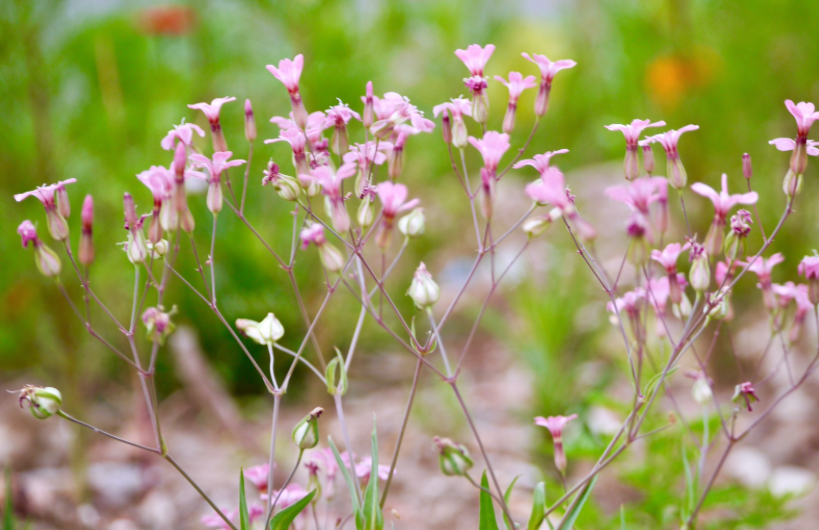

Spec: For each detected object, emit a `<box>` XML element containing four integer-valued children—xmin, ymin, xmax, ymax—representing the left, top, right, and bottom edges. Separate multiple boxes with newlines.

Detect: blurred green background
<box><xmin>3</xmin><ymin>0</ymin><xmax>819</xmax><ymax>400</ymax></box>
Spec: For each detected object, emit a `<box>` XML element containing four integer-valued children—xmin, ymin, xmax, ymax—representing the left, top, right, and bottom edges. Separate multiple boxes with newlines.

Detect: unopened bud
<box><xmin>325</xmin><ymin>349</ymin><xmax>348</xmax><ymax>396</ymax></box>
<box><xmin>642</xmin><ymin>143</ymin><xmax>655</xmax><ymax>174</ymax></box>
<box><xmin>148</xmin><ymin>239</ymin><xmax>169</xmax><ymax>259</ymax></box>
<box><xmin>433</xmin><ymin>437</ymin><xmax>474</xmax><ymax>476</ymax></box>
<box><xmin>689</xmin><ymin>248</ymin><xmax>710</xmax><ymax>292</ymax></box>
<box><xmin>441</xmin><ymin>110</ymin><xmax>452</xmax><ymax>144</ymax></box>
<box><xmin>245</xmin><ymin>99</ymin><xmax>256</xmax><ymax>142</ymax></box>
<box><xmin>523</xmin><ymin>215</ymin><xmax>552</xmax><ymax>238</ymax></box>
<box><xmin>18</xmin><ymin>385</ymin><xmax>62</xmax><ymax>420</ymax></box>
<box><xmin>236</xmin><ymin>313</ymin><xmax>284</xmax><ymax>346</ymax></box>
<box><xmin>56</xmin><ymin>183</ymin><xmax>71</xmax><ymax>219</ymax></box>
<box><xmin>362</xmin><ymin>81</ymin><xmax>374</xmax><ymax>128</ymax></box>
<box><xmin>357</xmin><ymin>197</ymin><xmax>374</xmax><ymax>228</ymax></box>
<box><xmin>142</xmin><ymin>306</ymin><xmax>176</xmax><ymax>344</ymax></box>
<box><xmin>624</xmin><ymin>146</ymin><xmax>639</xmax><ymax>181</ymax></box>
<box><xmin>782</xmin><ymin>169</ymin><xmax>802</xmax><ymax>197</ymax></box>
<box><xmin>318</xmin><ymin>242</ymin><xmax>345</xmax><ymax>273</ymax></box>
<box><xmin>742</xmin><ymin>153</ymin><xmax>752</xmax><ymax>179</ymax></box>
<box><xmin>398</xmin><ymin>208</ymin><xmax>425</xmax><ymax>238</ymax></box>
<box><xmin>123</xmin><ymin>193</ymin><xmax>137</xmax><ymax>226</ymax></box>
<box><xmin>407</xmin><ymin>262</ymin><xmax>439</xmax><ymax>310</ymax></box>
<box><xmin>292</xmin><ymin>407</ymin><xmax>323</xmax><ymax>449</ymax></box>
<box><xmin>79</xmin><ymin>195</ymin><xmax>94</xmax><ymax>266</ymax></box>
<box><xmin>691</xmin><ymin>376</ymin><xmax>713</xmax><ymax>406</ymax></box>
<box><xmin>667</xmin><ymin>155</ymin><xmax>688</xmax><ymax>189</ymax></box>
<box><xmin>732</xmin><ymin>381</ymin><xmax>759</xmax><ymax>412</ymax></box>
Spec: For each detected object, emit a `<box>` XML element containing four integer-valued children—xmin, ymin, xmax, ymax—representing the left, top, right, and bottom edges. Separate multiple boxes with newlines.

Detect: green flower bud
<box><xmin>292</xmin><ymin>407</ymin><xmax>323</xmax><ymax>449</ymax></box>
<box><xmin>325</xmin><ymin>349</ymin><xmax>348</xmax><ymax>396</ymax></box>
<box><xmin>433</xmin><ymin>437</ymin><xmax>473</xmax><ymax>476</ymax></box>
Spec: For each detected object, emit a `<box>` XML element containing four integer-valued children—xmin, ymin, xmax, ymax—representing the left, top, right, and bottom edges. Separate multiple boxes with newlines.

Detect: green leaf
<box><xmin>328</xmin><ymin>437</ymin><xmax>361</xmax><ymax>515</ymax></box>
<box><xmin>502</xmin><ymin>475</ymin><xmax>520</xmax><ymax>530</ymax></box>
<box><xmin>4</xmin><ymin>466</ymin><xmax>14</xmax><ymax>530</ymax></box>
<box><xmin>239</xmin><ymin>468</ymin><xmax>249</xmax><ymax>530</ymax></box>
<box><xmin>527</xmin><ymin>482</ymin><xmax>546</xmax><ymax>530</ymax></box>
<box><xmin>357</xmin><ymin>420</ymin><xmax>383</xmax><ymax>530</ymax></box>
<box><xmin>555</xmin><ymin>475</ymin><xmax>597</xmax><ymax>530</ymax></box>
<box><xmin>479</xmin><ymin>471</ymin><xmax>500</xmax><ymax>530</ymax></box>
<box><xmin>643</xmin><ymin>366</ymin><xmax>680</xmax><ymax>399</ymax></box>
<box><xmin>269</xmin><ymin>489</ymin><xmax>316</xmax><ymax>530</ymax></box>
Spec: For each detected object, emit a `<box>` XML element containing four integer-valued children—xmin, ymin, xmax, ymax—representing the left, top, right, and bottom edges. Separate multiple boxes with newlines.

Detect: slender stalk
<box><xmin>165</xmin><ymin>454</ymin><xmax>239</xmax><ymax>530</ymax></box>
<box><xmin>450</xmin><ymin>382</ymin><xmax>514</xmax><ymax>525</ymax></box>
<box><xmin>57</xmin><ymin>410</ymin><xmax>158</xmax><ymax>453</ymax></box>
<box><xmin>334</xmin><ymin>394</ymin><xmax>363</xmax><ymax>502</ymax></box>
<box><xmin>265</xmin><ymin>393</ymin><xmax>282</xmax><ymax>516</ymax></box>
<box><xmin>381</xmin><ymin>358</ymin><xmax>423</xmax><ymax>508</ymax></box>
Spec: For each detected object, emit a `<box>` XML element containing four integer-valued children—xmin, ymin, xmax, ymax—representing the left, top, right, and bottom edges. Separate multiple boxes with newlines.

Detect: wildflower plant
<box><xmin>11</xmin><ymin>41</ymin><xmax>819</xmax><ymax>530</ymax></box>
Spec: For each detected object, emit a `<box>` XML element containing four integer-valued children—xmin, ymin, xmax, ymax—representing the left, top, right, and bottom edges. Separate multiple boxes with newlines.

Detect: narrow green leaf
<box><xmin>4</xmin><ymin>466</ymin><xmax>14</xmax><ymax>530</ymax></box>
<box><xmin>502</xmin><ymin>475</ymin><xmax>520</xmax><ymax>530</ymax></box>
<box><xmin>527</xmin><ymin>482</ymin><xmax>546</xmax><ymax>530</ymax></box>
<box><xmin>643</xmin><ymin>366</ymin><xmax>680</xmax><ymax>399</ymax></box>
<box><xmin>269</xmin><ymin>489</ymin><xmax>316</xmax><ymax>530</ymax></box>
<box><xmin>238</xmin><ymin>468</ymin><xmax>249</xmax><ymax>530</ymax></box>
<box><xmin>358</xmin><ymin>420</ymin><xmax>383</xmax><ymax>530</ymax></box>
<box><xmin>555</xmin><ymin>475</ymin><xmax>598</xmax><ymax>530</ymax></box>
<box><xmin>328</xmin><ymin>437</ymin><xmax>361</xmax><ymax>515</ymax></box>
<box><xmin>620</xmin><ymin>504</ymin><xmax>626</xmax><ymax>529</ymax></box>
<box><xmin>681</xmin><ymin>443</ymin><xmax>695</xmax><ymax>518</ymax></box>
<box><xmin>479</xmin><ymin>471</ymin><xmax>500</xmax><ymax>530</ymax></box>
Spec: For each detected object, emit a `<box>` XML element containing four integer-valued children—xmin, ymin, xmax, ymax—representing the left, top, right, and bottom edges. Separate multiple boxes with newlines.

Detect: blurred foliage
<box><xmin>2</xmin><ymin>0</ymin><xmax>819</xmax><ymax>527</ymax></box>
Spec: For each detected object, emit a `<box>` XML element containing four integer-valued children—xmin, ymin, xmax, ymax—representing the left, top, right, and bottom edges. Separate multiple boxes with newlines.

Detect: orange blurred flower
<box><xmin>137</xmin><ymin>5</ymin><xmax>196</xmax><ymax>36</ymax></box>
<box><xmin>645</xmin><ymin>51</ymin><xmax>716</xmax><ymax>108</ymax></box>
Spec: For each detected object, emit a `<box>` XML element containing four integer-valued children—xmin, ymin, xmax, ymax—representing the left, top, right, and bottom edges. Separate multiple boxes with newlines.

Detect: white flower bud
<box><xmin>692</xmin><ymin>377</ymin><xmax>713</xmax><ymax>406</ymax></box>
<box><xmin>408</xmin><ymin>262</ymin><xmax>440</xmax><ymax>309</ymax></box>
<box><xmin>357</xmin><ymin>198</ymin><xmax>374</xmax><ymax>228</ymax></box>
<box><xmin>18</xmin><ymin>385</ymin><xmax>62</xmax><ymax>420</ymax></box>
<box><xmin>319</xmin><ymin>242</ymin><xmax>345</xmax><ymax>273</ymax></box>
<box><xmin>236</xmin><ymin>313</ymin><xmax>284</xmax><ymax>346</ymax></box>
<box><xmin>398</xmin><ymin>208</ymin><xmax>425</xmax><ymax>238</ymax></box>
<box><xmin>259</xmin><ymin>313</ymin><xmax>285</xmax><ymax>343</ymax></box>
<box><xmin>292</xmin><ymin>407</ymin><xmax>323</xmax><ymax>449</ymax></box>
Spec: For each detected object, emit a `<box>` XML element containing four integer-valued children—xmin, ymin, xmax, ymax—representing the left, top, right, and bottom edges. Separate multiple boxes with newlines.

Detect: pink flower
<box><xmin>514</xmin><ymin>150</ymin><xmax>569</xmax><ymax>174</ymax></box>
<box><xmin>522</xmin><ymin>53</ymin><xmax>577</xmax><ymax>83</ymax></box>
<box><xmin>269</xmin><ymin>484</ymin><xmax>309</xmax><ymax>509</ymax></box>
<box><xmin>244</xmin><ymin>464</ymin><xmax>270</xmax><ymax>492</ymax></box>
<box><xmin>605</xmin><ymin>177</ymin><xmax>667</xmax><ymax>215</ymax></box>
<box><xmin>769</xmin><ymin>137</ymin><xmax>819</xmax><ymax>156</ymax></box>
<box><xmin>691</xmin><ymin>173</ymin><xmax>758</xmax><ymax>222</ymax></box>
<box><xmin>201</xmin><ymin>508</ymin><xmax>238</xmax><ymax>529</ymax></box>
<box><xmin>494</xmin><ymin>71</ymin><xmax>537</xmax><ymax>103</ymax></box>
<box><xmin>643</xmin><ymin>125</ymin><xmax>699</xmax><ymax>156</ymax></box>
<box><xmin>645</xmin><ymin>274</ymin><xmax>687</xmax><ymax>315</ymax></box>
<box><xmin>325</xmin><ymin>101</ymin><xmax>361</xmax><ymax>129</ymax></box>
<box><xmin>15</xmin><ymin>179</ymin><xmax>78</xmax><ymax>207</ymax></box>
<box><xmin>651</xmin><ymin>242</ymin><xmax>690</xmax><ymax>273</ymax></box>
<box><xmin>306</xmin><ymin>447</ymin><xmax>339</xmax><ymax>479</ymax></box>
<box><xmin>534</xmin><ymin>414</ymin><xmax>577</xmax><ymax>438</ymax></box>
<box><xmin>354</xmin><ymin>457</ymin><xmax>391</xmax><ymax>481</ymax></box>
<box><xmin>525</xmin><ymin>167</ymin><xmax>571</xmax><ymax>209</ymax></box>
<box><xmin>468</xmin><ymin>131</ymin><xmax>510</xmax><ymax>174</ymax></box>
<box><xmin>798</xmin><ymin>255</ymin><xmax>819</xmax><ymax>280</ymax></box>
<box><xmin>455</xmin><ymin>44</ymin><xmax>495</xmax><ymax>76</ymax></box>
<box><xmin>534</xmin><ymin>414</ymin><xmax>577</xmax><ymax>472</ymax></box>
<box><xmin>17</xmin><ymin>220</ymin><xmax>38</xmax><ymax>248</ymax></box>
<box><xmin>189</xmin><ymin>151</ymin><xmax>247</xmax><ymax>178</ymax></box>
<box><xmin>187</xmin><ymin>97</ymin><xmax>236</xmax><ymax>124</ymax></box>
<box><xmin>376</xmin><ymin>182</ymin><xmax>419</xmax><ymax>218</ymax></box>
<box><xmin>15</xmin><ymin>179</ymin><xmax>78</xmax><ymax>241</ymax></box>
<box><xmin>605</xmin><ymin>119</ymin><xmax>666</xmax><ymax>147</ymax></box>
<box><xmin>160</xmin><ymin>121</ymin><xmax>205</xmax><ymax>150</ymax></box>
<box><xmin>744</xmin><ymin>253</ymin><xmax>785</xmax><ymax>285</ymax></box>
<box><xmin>370</xmin><ymin>93</ymin><xmax>435</xmax><ymax>138</ymax></box>
<box><xmin>343</xmin><ymin>141</ymin><xmax>392</xmax><ymax>171</ymax></box>
<box><xmin>432</xmin><ymin>98</ymin><xmax>471</xmax><ymax>120</ymax></box>
<box><xmin>300</xmin><ymin>223</ymin><xmax>326</xmax><ymax>249</ymax></box>
<box><xmin>266</xmin><ymin>54</ymin><xmax>304</xmax><ymax>94</ymax></box>
<box><xmin>606</xmin><ymin>288</ymin><xmax>645</xmax><ymax>318</ymax></box>
<box><xmin>137</xmin><ymin>166</ymin><xmax>175</xmax><ymax>205</ymax></box>
<box><xmin>785</xmin><ymin>100</ymin><xmax>819</xmax><ymax>138</ymax></box>
<box><xmin>304</xmin><ymin>163</ymin><xmax>357</xmax><ymax>231</ymax></box>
